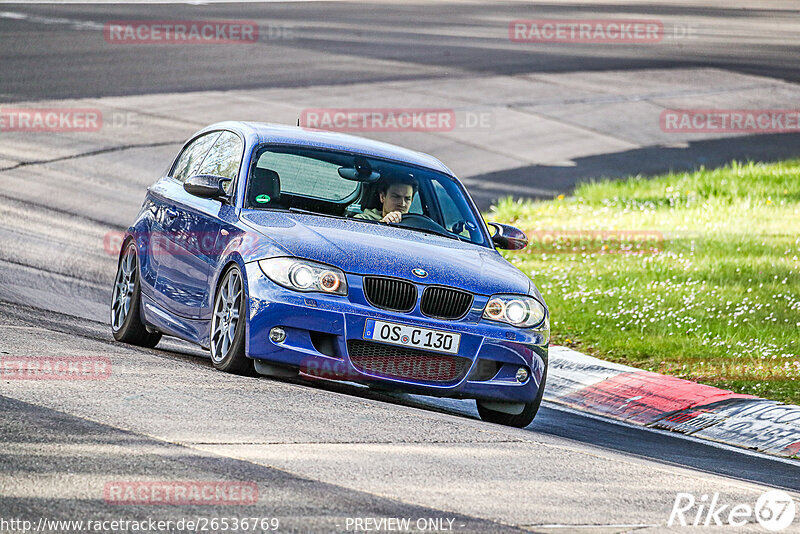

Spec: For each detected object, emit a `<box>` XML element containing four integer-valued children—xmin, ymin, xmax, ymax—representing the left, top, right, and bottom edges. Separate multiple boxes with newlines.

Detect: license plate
<box><xmin>363</xmin><ymin>319</ymin><xmax>461</xmax><ymax>355</ymax></box>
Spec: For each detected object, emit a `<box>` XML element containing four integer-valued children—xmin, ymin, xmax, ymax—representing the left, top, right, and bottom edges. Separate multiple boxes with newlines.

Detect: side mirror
<box><xmin>488</xmin><ymin>222</ymin><xmax>528</xmax><ymax>250</ymax></box>
<box><xmin>184</xmin><ymin>174</ymin><xmax>231</xmax><ymax>200</ymax></box>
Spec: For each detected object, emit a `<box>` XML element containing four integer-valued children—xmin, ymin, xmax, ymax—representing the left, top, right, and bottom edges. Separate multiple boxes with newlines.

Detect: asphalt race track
<box><xmin>3</xmin><ymin>1</ymin><xmax>800</xmax><ymax>100</ymax></box>
<box><xmin>1</xmin><ymin>1</ymin><xmax>799</xmax><ymax>532</ymax></box>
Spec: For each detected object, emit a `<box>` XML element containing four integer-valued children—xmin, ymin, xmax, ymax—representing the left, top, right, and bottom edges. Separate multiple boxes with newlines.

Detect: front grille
<box><xmin>420</xmin><ymin>286</ymin><xmax>474</xmax><ymax>320</ymax></box>
<box><xmin>347</xmin><ymin>340</ymin><xmax>469</xmax><ymax>383</ymax></box>
<box><xmin>363</xmin><ymin>277</ymin><xmax>417</xmax><ymax>312</ymax></box>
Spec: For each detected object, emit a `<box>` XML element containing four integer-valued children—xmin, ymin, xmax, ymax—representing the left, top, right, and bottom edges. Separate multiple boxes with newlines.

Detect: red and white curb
<box><xmin>546</xmin><ymin>346</ymin><xmax>800</xmax><ymax>459</ymax></box>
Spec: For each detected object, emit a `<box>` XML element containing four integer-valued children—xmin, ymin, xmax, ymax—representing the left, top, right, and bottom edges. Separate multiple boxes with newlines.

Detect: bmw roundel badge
<box><xmin>412</xmin><ymin>268</ymin><xmax>428</xmax><ymax>278</ymax></box>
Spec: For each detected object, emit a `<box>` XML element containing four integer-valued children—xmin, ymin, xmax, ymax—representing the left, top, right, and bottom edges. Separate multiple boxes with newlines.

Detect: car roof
<box><xmin>197</xmin><ymin>121</ymin><xmax>455</xmax><ymax>176</ymax></box>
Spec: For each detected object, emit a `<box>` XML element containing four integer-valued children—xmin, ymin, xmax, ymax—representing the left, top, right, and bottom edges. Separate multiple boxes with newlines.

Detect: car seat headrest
<box><xmin>248</xmin><ymin>168</ymin><xmax>280</xmax><ymax>206</ymax></box>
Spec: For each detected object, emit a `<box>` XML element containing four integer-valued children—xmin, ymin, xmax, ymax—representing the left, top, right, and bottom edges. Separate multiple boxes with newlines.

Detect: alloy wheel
<box><xmin>111</xmin><ymin>244</ymin><xmax>137</xmax><ymax>331</ymax></box>
<box><xmin>211</xmin><ymin>268</ymin><xmax>242</xmax><ymax>363</ymax></box>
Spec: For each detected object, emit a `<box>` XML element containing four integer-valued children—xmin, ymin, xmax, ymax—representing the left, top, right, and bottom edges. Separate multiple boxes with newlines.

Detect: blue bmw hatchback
<box><xmin>111</xmin><ymin>122</ymin><xmax>549</xmax><ymax>427</ymax></box>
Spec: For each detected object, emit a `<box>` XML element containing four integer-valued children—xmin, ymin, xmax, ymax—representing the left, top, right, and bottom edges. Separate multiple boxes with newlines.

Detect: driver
<box><xmin>355</xmin><ymin>175</ymin><xmax>418</xmax><ymax>224</ymax></box>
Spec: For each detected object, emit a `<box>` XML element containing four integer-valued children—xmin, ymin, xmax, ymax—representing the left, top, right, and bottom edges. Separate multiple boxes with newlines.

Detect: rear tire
<box><xmin>476</xmin><ymin>366</ymin><xmax>547</xmax><ymax>428</ymax></box>
<box><xmin>111</xmin><ymin>241</ymin><xmax>161</xmax><ymax>348</ymax></box>
<box><xmin>210</xmin><ymin>265</ymin><xmax>254</xmax><ymax>375</ymax></box>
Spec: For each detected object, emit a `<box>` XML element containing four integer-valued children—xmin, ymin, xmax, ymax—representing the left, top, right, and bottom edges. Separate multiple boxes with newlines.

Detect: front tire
<box><xmin>476</xmin><ymin>366</ymin><xmax>547</xmax><ymax>428</ymax></box>
<box><xmin>111</xmin><ymin>241</ymin><xmax>161</xmax><ymax>348</ymax></box>
<box><xmin>210</xmin><ymin>265</ymin><xmax>253</xmax><ymax>375</ymax></box>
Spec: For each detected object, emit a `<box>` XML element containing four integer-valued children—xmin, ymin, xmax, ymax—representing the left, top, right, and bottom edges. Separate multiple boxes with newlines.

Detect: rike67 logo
<box><xmin>669</xmin><ymin>490</ymin><xmax>796</xmax><ymax>531</ymax></box>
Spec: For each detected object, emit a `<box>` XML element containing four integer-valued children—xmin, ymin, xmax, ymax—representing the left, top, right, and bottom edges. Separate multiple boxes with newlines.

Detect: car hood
<box><xmin>240</xmin><ymin>211</ymin><xmax>531</xmax><ymax>296</ymax></box>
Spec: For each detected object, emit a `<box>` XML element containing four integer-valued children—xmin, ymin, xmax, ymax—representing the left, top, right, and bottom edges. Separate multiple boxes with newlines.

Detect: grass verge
<box><xmin>488</xmin><ymin>160</ymin><xmax>799</xmax><ymax>404</ymax></box>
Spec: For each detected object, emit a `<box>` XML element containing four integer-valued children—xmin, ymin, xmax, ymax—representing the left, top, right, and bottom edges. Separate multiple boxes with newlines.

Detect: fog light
<box><xmin>515</xmin><ymin>367</ymin><xmax>529</xmax><ymax>383</ymax></box>
<box><xmin>270</xmin><ymin>327</ymin><xmax>286</xmax><ymax>343</ymax></box>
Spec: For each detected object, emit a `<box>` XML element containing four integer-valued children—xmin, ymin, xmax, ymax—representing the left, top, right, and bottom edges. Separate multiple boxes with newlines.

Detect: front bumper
<box><xmin>244</xmin><ymin>263</ymin><xmax>548</xmax><ymax>403</ymax></box>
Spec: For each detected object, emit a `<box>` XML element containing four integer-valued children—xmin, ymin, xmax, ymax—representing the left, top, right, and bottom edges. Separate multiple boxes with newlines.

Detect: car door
<box><xmin>151</xmin><ymin>131</ymin><xmax>220</xmax><ymax>318</ymax></box>
<box><xmin>146</xmin><ymin>131</ymin><xmax>220</xmax><ymax>310</ymax></box>
<box><xmin>155</xmin><ymin>131</ymin><xmax>244</xmax><ymax>320</ymax></box>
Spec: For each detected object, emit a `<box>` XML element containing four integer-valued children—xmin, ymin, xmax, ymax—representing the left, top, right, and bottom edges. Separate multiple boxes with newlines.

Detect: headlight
<box><xmin>258</xmin><ymin>257</ymin><xmax>348</xmax><ymax>296</ymax></box>
<box><xmin>482</xmin><ymin>294</ymin><xmax>546</xmax><ymax>328</ymax></box>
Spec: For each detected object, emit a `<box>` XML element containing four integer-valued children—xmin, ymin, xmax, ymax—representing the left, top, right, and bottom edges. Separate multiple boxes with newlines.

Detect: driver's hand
<box><xmin>381</xmin><ymin>211</ymin><xmax>402</xmax><ymax>224</ymax></box>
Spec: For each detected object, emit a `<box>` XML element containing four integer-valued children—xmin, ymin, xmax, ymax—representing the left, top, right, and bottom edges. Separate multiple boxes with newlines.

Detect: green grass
<box><xmin>488</xmin><ymin>160</ymin><xmax>800</xmax><ymax>404</ymax></box>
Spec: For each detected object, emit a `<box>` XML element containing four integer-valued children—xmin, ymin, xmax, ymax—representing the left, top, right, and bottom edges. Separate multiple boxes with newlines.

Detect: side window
<box><xmin>432</xmin><ymin>180</ymin><xmax>470</xmax><ymax>237</ymax></box>
<box><xmin>409</xmin><ymin>192</ymin><xmax>423</xmax><ymax>215</ymax></box>
<box><xmin>170</xmin><ymin>132</ymin><xmax>220</xmax><ymax>183</ymax></box>
<box><xmin>195</xmin><ymin>131</ymin><xmax>244</xmax><ymax>193</ymax></box>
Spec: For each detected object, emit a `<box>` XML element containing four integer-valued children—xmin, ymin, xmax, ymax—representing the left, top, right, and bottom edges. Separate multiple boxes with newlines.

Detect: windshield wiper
<box><xmin>385</xmin><ymin>222</ymin><xmax>469</xmax><ymax>243</ymax></box>
<box><xmin>288</xmin><ymin>207</ymin><xmax>320</xmax><ymax>216</ymax></box>
<box><xmin>285</xmin><ymin>208</ymin><xmax>470</xmax><ymax>242</ymax></box>
<box><xmin>287</xmin><ymin>207</ymin><xmax>348</xmax><ymax>220</ymax></box>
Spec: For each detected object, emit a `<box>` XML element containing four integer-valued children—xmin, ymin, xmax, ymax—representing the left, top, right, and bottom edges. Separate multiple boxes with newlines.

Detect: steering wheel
<box><xmin>399</xmin><ymin>213</ymin><xmax>449</xmax><ymax>233</ymax></box>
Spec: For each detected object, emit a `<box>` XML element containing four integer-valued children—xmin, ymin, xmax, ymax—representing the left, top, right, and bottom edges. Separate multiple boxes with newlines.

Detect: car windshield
<box><xmin>245</xmin><ymin>145</ymin><xmax>489</xmax><ymax>246</ymax></box>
